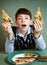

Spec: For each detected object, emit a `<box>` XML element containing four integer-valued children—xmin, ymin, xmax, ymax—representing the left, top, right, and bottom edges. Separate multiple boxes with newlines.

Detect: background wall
<box><xmin>0</xmin><ymin>0</ymin><xmax>47</xmax><ymax>51</ymax></box>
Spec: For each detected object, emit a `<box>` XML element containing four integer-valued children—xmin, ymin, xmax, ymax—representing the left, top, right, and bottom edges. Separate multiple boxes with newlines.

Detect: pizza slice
<box><xmin>2</xmin><ymin>10</ymin><xmax>13</xmax><ymax>24</ymax></box>
<box><xmin>35</xmin><ymin>7</ymin><xmax>44</xmax><ymax>24</ymax></box>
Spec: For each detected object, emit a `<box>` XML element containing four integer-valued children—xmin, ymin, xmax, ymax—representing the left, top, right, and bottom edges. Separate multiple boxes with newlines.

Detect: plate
<box><xmin>7</xmin><ymin>52</ymin><xmax>16</xmax><ymax>65</ymax></box>
<box><xmin>7</xmin><ymin>51</ymin><xmax>38</xmax><ymax>65</ymax></box>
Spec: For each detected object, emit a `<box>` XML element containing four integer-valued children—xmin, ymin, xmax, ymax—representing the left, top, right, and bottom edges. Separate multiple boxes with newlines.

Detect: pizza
<box><xmin>2</xmin><ymin>10</ymin><xmax>13</xmax><ymax>24</ymax></box>
<box><xmin>24</xmin><ymin>53</ymin><xmax>38</xmax><ymax>58</ymax></box>
<box><xmin>15</xmin><ymin>59</ymin><xmax>29</xmax><ymax>64</ymax></box>
<box><xmin>35</xmin><ymin>7</ymin><xmax>42</xmax><ymax>20</ymax></box>
<box><xmin>35</xmin><ymin>7</ymin><xmax>44</xmax><ymax>24</ymax></box>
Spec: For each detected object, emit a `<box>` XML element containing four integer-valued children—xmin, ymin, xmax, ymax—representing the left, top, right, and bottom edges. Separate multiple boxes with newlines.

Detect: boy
<box><xmin>2</xmin><ymin>8</ymin><xmax>46</xmax><ymax>54</ymax></box>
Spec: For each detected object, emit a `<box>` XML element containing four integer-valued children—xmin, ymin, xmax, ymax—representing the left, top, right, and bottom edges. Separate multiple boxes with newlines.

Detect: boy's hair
<box><xmin>15</xmin><ymin>8</ymin><xmax>32</xmax><ymax>20</ymax></box>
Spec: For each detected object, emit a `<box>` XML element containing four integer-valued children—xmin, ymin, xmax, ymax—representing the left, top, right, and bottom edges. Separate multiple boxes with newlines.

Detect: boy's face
<box><xmin>16</xmin><ymin>14</ymin><xmax>32</xmax><ymax>32</ymax></box>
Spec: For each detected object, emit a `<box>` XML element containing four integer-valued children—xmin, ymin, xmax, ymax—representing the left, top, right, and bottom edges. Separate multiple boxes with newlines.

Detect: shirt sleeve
<box><xmin>5</xmin><ymin>33</ymin><xmax>15</xmax><ymax>54</ymax></box>
<box><xmin>34</xmin><ymin>35</ymin><xmax>46</xmax><ymax>50</ymax></box>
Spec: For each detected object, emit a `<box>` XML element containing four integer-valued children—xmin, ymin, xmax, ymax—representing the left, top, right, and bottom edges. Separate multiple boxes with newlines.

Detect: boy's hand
<box><xmin>1</xmin><ymin>22</ymin><xmax>13</xmax><ymax>40</ymax></box>
<box><xmin>33</xmin><ymin>19</ymin><xmax>43</xmax><ymax>38</ymax></box>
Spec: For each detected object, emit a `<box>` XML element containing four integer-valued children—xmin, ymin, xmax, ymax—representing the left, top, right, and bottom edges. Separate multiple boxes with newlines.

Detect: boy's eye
<box><xmin>25</xmin><ymin>18</ymin><xmax>28</xmax><ymax>19</ymax></box>
<box><xmin>18</xmin><ymin>17</ymin><xmax>22</xmax><ymax>19</ymax></box>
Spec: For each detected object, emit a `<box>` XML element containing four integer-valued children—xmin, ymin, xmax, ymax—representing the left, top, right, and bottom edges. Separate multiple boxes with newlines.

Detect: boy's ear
<box><xmin>15</xmin><ymin>21</ymin><xmax>17</xmax><ymax>24</ymax></box>
<box><xmin>30</xmin><ymin>20</ymin><xmax>33</xmax><ymax>25</ymax></box>
<box><xmin>15</xmin><ymin>21</ymin><xmax>18</xmax><ymax>26</ymax></box>
<box><xmin>15</xmin><ymin>20</ymin><xmax>17</xmax><ymax>24</ymax></box>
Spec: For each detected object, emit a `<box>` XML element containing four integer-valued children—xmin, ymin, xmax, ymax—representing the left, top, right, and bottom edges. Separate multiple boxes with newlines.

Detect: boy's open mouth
<box><xmin>22</xmin><ymin>24</ymin><xmax>26</xmax><ymax>28</ymax></box>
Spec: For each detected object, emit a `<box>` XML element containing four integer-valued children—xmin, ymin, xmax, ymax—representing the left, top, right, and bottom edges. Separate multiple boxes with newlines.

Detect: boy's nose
<box><xmin>22</xmin><ymin>19</ymin><xmax>25</xmax><ymax>22</ymax></box>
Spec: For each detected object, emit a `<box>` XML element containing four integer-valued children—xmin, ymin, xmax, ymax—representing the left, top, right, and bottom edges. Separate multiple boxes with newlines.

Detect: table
<box><xmin>0</xmin><ymin>49</ymin><xmax>47</xmax><ymax>65</ymax></box>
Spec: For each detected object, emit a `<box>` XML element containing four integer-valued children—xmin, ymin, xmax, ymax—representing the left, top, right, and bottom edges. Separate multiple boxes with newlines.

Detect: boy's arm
<box><xmin>34</xmin><ymin>34</ymin><xmax>46</xmax><ymax>50</ymax></box>
<box><xmin>5</xmin><ymin>33</ymin><xmax>15</xmax><ymax>54</ymax></box>
<box><xmin>32</xmin><ymin>18</ymin><xmax>46</xmax><ymax>50</ymax></box>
